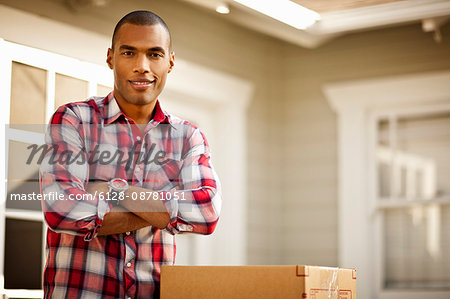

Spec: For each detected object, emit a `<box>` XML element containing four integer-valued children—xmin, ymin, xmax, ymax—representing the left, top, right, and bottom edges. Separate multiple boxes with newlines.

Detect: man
<box><xmin>40</xmin><ymin>10</ymin><xmax>221</xmax><ymax>298</ymax></box>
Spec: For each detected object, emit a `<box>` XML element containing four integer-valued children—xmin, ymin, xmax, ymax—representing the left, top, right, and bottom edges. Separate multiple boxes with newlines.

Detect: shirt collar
<box><xmin>102</xmin><ymin>92</ymin><xmax>171</xmax><ymax>125</ymax></box>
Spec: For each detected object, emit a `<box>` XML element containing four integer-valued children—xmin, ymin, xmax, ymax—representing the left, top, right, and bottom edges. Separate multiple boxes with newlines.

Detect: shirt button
<box><xmin>126</xmin><ymin>231</ymin><xmax>131</xmax><ymax>236</ymax></box>
<box><xmin>126</xmin><ymin>262</ymin><xmax>132</xmax><ymax>267</ymax></box>
<box><xmin>136</xmin><ymin>136</ymin><xmax>141</xmax><ymax>141</ymax></box>
<box><xmin>136</xmin><ymin>166</ymin><xmax>141</xmax><ymax>172</ymax></box>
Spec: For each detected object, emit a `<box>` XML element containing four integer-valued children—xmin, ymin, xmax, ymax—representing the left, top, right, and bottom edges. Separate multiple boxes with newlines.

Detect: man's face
<box><xmin>107</xmin><ymin>23</ymin><xmax>174</xmax><ymax>106</ymax></box>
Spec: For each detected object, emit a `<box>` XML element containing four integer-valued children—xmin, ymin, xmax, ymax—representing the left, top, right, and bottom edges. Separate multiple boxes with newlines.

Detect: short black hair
<box><xmin>111</xmin><ymin>10</ymin><xmax>172</xmax><ymax>50</ymax></box>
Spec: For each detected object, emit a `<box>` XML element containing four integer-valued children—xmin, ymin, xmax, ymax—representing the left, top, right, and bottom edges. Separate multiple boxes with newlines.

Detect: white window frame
<box><xmin>324</xmin><ymin>70</ymin><xmax>450</xmax><ymax>299</ymax></box>
<box><xmin>370</xmin><ymin>104</ymin><xmax>450</xmax><ymax>295</ymax></box>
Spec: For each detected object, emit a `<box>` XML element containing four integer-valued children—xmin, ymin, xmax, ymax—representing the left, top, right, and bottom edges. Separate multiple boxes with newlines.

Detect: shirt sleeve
<box><xmin>40</xmin><ymin>105</ymin><xmax>110</xmax><ymax>241</ymax></box>
<box><xmin>163</xmin><ymin>127</ymin><xmax>222</xmax><ymax>235</ymax></box>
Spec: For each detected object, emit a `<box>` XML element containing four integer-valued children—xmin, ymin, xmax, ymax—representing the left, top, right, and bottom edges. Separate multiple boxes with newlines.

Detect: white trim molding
<box><xmin>316</xmin><ymin>0</ymin><xmax>450</xmax><ymax>35</ymax></box>
<box><xmin>323</xmin><ymin>70</ymin><xmax>450</xmax><ymax>299</ymax></box>
<box><xmin>180</xmin><ymin>0</ymin><xmax>450</xmax><ymax>48</ymax></box>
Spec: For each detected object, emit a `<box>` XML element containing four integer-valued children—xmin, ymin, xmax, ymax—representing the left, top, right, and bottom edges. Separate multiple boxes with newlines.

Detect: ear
<box><xmin>106</xmin><ymin>48</ymin><xmax>114</xmax><ymax>70</ymax></box>
<box><xmin>168</xmin><ymin>51</ymin><xmax>175</xmax><ymax>73</ymax></box>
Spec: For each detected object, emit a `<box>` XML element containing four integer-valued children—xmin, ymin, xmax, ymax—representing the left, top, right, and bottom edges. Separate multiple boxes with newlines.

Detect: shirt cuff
<box><xmin>83</xmin><ymin>197</ymin><xmax>111</xmax><ymax>241</ymax></box>
<box><xmin>163</xmin><ymin>193</ymin><xmax>180</xmax><ymax>234</ymax></box>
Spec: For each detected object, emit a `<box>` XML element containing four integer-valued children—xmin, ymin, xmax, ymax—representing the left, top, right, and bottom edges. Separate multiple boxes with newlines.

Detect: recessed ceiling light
<box><xmin>216</xmin><ymin>3</ymin><xmax>230</xmax><ymax>14</ymax></box>
<box><xmin>231</xmin><ymin>0</ymin><xmax>320</xmax><ymax>30</ymax></box>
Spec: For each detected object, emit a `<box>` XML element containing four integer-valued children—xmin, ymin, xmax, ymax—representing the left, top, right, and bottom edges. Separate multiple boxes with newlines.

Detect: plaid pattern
<box><xmin>40</xmin><ymin>93</ymin><xmax>221</xmax><ymax>298</ymax></box>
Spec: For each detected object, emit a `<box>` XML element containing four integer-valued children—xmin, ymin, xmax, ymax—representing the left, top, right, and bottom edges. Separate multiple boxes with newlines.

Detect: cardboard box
<box><xmin>161</xmin><ymin>265</ymin><xmax>356</xmax><ymax>299</ymax></box>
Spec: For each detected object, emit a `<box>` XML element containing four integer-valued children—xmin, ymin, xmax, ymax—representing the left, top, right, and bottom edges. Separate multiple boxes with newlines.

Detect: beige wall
<box><xmin>2</xmin><ymin>0</ymin><xmax>450</xmax><ymax>267</ymax></box>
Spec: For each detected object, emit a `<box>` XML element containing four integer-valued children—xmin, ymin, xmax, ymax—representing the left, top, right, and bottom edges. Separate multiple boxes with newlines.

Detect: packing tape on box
<box><xmin>320</xmin><ymin>267</ymin><xmax>339</xmax><ymax>298</ymax></box>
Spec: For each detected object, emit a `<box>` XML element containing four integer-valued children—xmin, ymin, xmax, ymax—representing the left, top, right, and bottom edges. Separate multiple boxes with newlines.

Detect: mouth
<box><xmin>129</xmin><ymin>79</ymin><xmax>156</xmax><ymax>89</ymax></box>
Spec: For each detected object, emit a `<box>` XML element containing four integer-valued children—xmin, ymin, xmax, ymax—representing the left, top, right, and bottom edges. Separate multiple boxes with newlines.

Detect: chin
<box><xmin>128</xmin><ymin>95</ymin><xmax>155</xmax><ymax>106</ymax></box>
<box><xmin>139</xmin><ymin>98</ymin><xmax>156</xmax><ymax>105</ymax></box>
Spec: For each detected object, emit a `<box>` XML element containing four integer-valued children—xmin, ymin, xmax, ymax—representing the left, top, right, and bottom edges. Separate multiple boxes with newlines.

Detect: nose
<box><xmin>133</xmin><ymin>54</ymin><xmax>151</xmax><ymax>74</ymax></box>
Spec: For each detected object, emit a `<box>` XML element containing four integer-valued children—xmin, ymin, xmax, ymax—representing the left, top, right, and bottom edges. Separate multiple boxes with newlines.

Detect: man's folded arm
<box><xmin>40</xmin><ymin>106</ymin><xmax>107</xmax><ymax>240</ymax></box>
<box><xmin>96</xmin><ymin>205</ymin><xmax>151</xmax><ymax>235</ymax></box>
<box><xmin>120</xmin><ymin>185</ymin><xmax>171</xmax><ymax>229</ymax></box>
<box><xmin>94</xmin><ymin>128</ymin><xmax>222</xmax><ymax>235</ymax></box>
<box><xmin>41</xmin><ymin>106</ymin><xmax>221</xmax><ymax>238</ymax></box>
<box><xmin>85</xmin><ymin>182</ymin><xmax>153</xmax><ymax>235</ymax></box>
<box><xmin>119</xmin><ymin>128</ymin><xmax>222</xmax><ymax>235</ymax></box>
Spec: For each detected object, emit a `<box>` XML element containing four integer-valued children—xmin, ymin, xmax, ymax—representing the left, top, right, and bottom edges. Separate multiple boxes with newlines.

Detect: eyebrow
<box><xmin>118</xmin><ymin>45</ymin><xmax>166</xmax><ymax>54</ymax></box>
<box><xmin>149</xmin><ymin>47</ymin><xmax>166</xmax><ymax>54</ymax></box>
<box><xmin>119</xmin><ymin>45</ymin><xmax>137</xmax><ymax>51</ymax></box>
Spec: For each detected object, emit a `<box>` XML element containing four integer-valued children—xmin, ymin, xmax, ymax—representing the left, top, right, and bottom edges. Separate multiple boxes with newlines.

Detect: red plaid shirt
<box><xmin>40</xmin><ymin>93</ymin><xmax>221</xmax><ymax>298</ymax></box>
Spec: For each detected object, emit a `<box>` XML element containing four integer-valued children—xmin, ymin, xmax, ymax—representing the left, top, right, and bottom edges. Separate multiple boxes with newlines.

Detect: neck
<box><xmin>115</xmin><ymin>97</ymin><xmax>157</xmax><ymax>124</ymax></box>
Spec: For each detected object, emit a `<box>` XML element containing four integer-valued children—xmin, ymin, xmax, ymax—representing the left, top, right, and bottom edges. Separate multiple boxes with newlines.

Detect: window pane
<box><xmin>384</xmin><ymin>206</ymin><xmax>450</xmax><ymax>289</ymax></box>
<box><xmin>378</xmin><ymin>113</ymin><xmax>450</xmax><ymax>200</ymax></box>
<box><xmin>7</xmin><ymin>140</ymin><xmax>42</xmax><ymax>211</ymax></box>
<box><xmin>55</xmin><ymin>73</ymin><xmax>88</xmax><ymax>108</ymax></box>
<box><xmin>10</xmin><ymin>62</ymin><xmax>46</xmax><ymax>132</ymax></box>
<box><xmin>4</xmin><ymin>218</ymin><xmax>43</xmax><ymax>289</ymax></box>
<box><xmin>397</xmin><ymin>113</ymin><xmax>450</xmax><ymax>197</ymax></box>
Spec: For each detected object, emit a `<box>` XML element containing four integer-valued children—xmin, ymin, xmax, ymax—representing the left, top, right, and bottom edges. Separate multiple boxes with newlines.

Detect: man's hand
<box><xmin>97</xmin><ymin>205</ymin><xmax>151</xmax><ymax>235</ymax></box>
<box><xmin>86</xmin><ymin>181</ymin><xmax>109</xmax><ymax>197</ymax></box>
<box><xmin>120</xmin><ymin>185</ymin><xmax>171</xmax><ymax>229</ymax></box>
<box><xmin>85</xmin><ymin>181</ymin><xmax>170</xmax><ymax>232</ymax></box>
<box><xmin>86</xmin><ymin>181</ymin><xmax>152</xmax><ymax>236</ymax></box>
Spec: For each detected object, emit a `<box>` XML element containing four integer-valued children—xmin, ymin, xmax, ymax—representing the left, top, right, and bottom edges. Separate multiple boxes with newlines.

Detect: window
<box><xmin>325</xmin><ymin>71</ymin><xmax>450</xmax><ymax>298</ymax></box>
<box><xmin>0</xmin><ymin>39</ymin><xmax>112</xmax><ymax>298</ymax></box>
<box><xmin>376</xmin><ymin>111</ymin><xmax>450</xmax><ymax>290</ymax></box>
